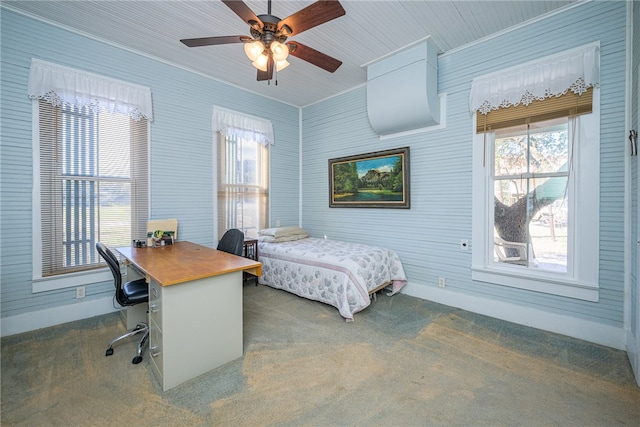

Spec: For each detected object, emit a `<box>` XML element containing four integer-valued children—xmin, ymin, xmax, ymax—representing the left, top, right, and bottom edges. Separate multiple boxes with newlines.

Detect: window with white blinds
<box><xmin>37</xmin><ymin>100</ymin><xmax>148</xmax><ymax>277</ymax></box>
<box><xmin>217</xmin><ymin>130</ymin><xmax>269</xmax><ymax>240</ymax></box>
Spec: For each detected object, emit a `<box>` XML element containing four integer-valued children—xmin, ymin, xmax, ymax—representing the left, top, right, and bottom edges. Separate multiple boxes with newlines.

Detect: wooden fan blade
<box><xmin>278</xmin><ymin>1</ymin><xmax>345</xmax><ymax>36</ymax></box>
<box><xmin>257</xmin><ymin>56</ymin><xmax>275</xmax><ymax>81</ymax></box>
<box><xmin>287</xmin><ymin>41</ymin><xmax>342</xmax><ymax>73</ymax></box>
<box><xmin>222</xmin><ymin>0</ymin><xmax>263</xmax><ymax>28</ymax></box>
<box><xmin>181</xmin><ymin>35</ymin><xmax>249</xmax><ymax>47</ymax></box>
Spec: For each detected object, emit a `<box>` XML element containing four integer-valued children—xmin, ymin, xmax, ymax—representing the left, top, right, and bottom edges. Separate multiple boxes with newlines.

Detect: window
<box><xmin>28</xmin><ymin>59</ymin><xmax>152</xmax><ymax>290</ymax></box>
<box><xmin>213</xmin><ymin>107</ymin><xmax>272</xmax><ymax>241</ymax></box>
<box><xmin>217</xmin><ymin>130</ymin><xmax>269</xmax><ymax>239</ymax></box>
<box><xmin>492</xmin><ymin>118</ymin><xmax>570</xmax><ymax>273</ymax></box>
<box><xmin>470</xmin><ymin>45</ymin><xmax>600</xmax><ymax>301</ymax></box>
<box><xmin>37</xmin><ymin>100</ymin><xmax>149</xmax><ymax>277</ymax></box>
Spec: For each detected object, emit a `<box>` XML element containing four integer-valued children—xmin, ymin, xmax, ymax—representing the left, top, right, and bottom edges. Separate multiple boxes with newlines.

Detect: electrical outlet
<box><xmin>438</xmin><ymin>277</ymin><xmax>446</xmax><ymax>287</ymax></box>
<box><xmin>460</xmin><ymin>239</ymin><xmax>469</xmax><ymax>251</ymax></box>
<box><xmin>276</xmin><ymin>219</ymin><xmax>281</xmax><ymax>227</ymax></box>
<box><xmin>76</xmin><ymin>286</ymin><xmax>86</xmax><ymax>299</ymax></box>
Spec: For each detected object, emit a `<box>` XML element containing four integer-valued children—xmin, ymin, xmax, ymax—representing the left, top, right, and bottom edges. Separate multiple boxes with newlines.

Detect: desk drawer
<box><xmin>149</xmin><ymin>318</ymin><xmax>163</xmax><ymax>378</ymax></box>
<box><xmin>148</xmin><ymin>281</ymin><xmax>162</xmax><ymax>328</ymax></box>
<box><xmin>149</xmin><ymin>352</ymin><xmax>163</xmax><ymax>389</ymax></box>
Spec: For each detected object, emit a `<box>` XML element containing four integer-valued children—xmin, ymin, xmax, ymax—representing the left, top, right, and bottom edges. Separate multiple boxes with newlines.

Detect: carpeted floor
<box><xmin>2</xmin><ymin>283</ymin><xmax>640</xmax><ymax>426</ymax></box>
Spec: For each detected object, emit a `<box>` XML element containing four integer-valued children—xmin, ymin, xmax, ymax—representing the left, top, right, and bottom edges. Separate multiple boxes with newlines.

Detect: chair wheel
<box><xmin>105</xmin><ymin>348</ymin><xmax>114</xmax><ymax>357</ymax></box>
<box><xmin>132</xmin><ymin>355</ymin><xmax>143</xmax><ymax>364</ymax></box>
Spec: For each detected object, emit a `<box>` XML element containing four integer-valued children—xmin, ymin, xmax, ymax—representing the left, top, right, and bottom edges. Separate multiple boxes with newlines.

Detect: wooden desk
<box><xmin>116</xmin><ymin>241</ymin><xmax>261</xmax><ymax>391</ymax></box>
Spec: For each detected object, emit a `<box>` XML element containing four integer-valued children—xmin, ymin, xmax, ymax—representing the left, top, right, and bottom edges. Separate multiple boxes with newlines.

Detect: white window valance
<box><xmin>469</xmin><ymin>44</ymin><xmax>599</xmax><ymax>114</ymax></box>
<box><xmin>212</xmin><ymin>106</ymin><xmax>274</xmax><ymax>146</ymax></box>
<box><xmin>27</xmin><ymin>58</ymin><xmax>153</xmax><ymax>121</ymax></box>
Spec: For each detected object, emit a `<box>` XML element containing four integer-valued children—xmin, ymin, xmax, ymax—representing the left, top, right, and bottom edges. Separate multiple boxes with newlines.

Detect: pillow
<box><xmin>259</xmin><ymin>226</ymin><xmax>308</xmax><ymax>239</ymax></box>
<box><xmin>259</xmin><ymin>234</ymin><xmax>308</xmax><ymax>243</ymax></box>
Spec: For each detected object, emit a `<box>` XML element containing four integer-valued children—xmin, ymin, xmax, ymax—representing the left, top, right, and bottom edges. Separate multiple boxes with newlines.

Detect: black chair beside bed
<box><xmin>217</xmin><ymin>228</ymin><xmax>245</xmax><ymax>256</ymax></box>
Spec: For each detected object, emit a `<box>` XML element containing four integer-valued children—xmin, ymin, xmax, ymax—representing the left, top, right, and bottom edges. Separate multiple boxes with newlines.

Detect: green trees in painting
<box><xmin>333</xmin><ymin>162</ymin><xmax>359</xmax><ymax>195</ymax></box>
<box><xmin>330</xmin><ymin>148</ymin><xmax>409</xmax><ymax>208</ymax></box>
<box><xmin>333</xmin><ymin>156</ymin><xmax>403</xmax><ymax>195</ymax></box>
<box><xmin>389</xmin><ymin>157</ymin><xmax>404</xmax><ymax>192</ymax></box>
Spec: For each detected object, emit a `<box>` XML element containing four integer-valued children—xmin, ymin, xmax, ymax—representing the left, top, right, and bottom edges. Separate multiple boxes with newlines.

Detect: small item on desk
<box><xmin>132</xmin><ymin>239</ymin><xmax>146</xmax><ymax>248</ymax></box>
<box><xmin>164</xmin><ymin>231</ymin><xmax>175</xmax><ymax>245</ymax></box>
<box><xmin>149</xmin><ymin>230</ymin><xmax>174</xmax><ymax>247</ymax></box>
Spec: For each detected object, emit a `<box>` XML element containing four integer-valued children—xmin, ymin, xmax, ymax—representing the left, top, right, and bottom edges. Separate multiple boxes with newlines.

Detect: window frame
<box><xmin>491</xmin><ymin>119</ymin><xmax>573</xmax><ymax>274</ymax></box>
<box><xmin>471</xmin><ymin>89</ymin><xmax>600</xmax><ymax>302</ymax></box>
<box><xmin>31</xmin><ymin>100</ymin><xmax>150</xmax><ymax>293</ymax></box>
<box><xmin>215</xmin><ymin>129</ymin><xmax>270</xmax><ymax>241</ymax></box>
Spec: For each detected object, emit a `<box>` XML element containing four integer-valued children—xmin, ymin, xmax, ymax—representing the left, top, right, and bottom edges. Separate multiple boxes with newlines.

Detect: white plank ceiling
<box><xmin>3</xmin><ymin>0</ymin><xmax>578</xmax><ymax>107</ymax></box>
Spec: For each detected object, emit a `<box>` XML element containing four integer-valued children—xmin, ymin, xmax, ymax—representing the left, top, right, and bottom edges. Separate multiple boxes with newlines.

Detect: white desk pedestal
<box><xmin>148</xmin><ymin>271</ymin><xmax>243</xmax><ymax>391</ymax></box>
<box><xmin>120</xmin><ymin>303</ymin><xmax>147</xmax><ymax>329</ymax></box>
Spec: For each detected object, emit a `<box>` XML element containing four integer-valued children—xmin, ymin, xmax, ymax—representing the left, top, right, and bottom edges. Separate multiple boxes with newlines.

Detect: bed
<box><xmin>257</xmin><ymin>227</ymin><xmax>407</xmax><ymax>321</ymax></box>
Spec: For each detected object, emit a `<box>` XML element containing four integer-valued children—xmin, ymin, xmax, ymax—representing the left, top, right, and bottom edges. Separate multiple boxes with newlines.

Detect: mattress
<box><xmin>258</xmin><ymin>237</ymin><xmax>407</xmax><ymax>321</ymax></box>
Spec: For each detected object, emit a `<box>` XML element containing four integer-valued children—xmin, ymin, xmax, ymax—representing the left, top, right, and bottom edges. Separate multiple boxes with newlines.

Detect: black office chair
<box><xmin>96</xmin><ymin>242</ymin><xmax>149</xmax><ymax>364</ymax></box>
<box><xmin>217</xmin><ymin>229</ymin><xmax>256</xmax><ymax>285</ymax></box>
<box><xmin>217</xmin><ymin>229</ymin><xmax>245</xmax><ymax>256</ymax></box>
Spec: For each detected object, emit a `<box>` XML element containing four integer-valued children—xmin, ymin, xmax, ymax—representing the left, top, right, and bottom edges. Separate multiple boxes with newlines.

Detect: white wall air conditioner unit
<box><xmin>366</xmin><ymin>39</ymin><xmax>440</xmax><ymax>136</ymax></box>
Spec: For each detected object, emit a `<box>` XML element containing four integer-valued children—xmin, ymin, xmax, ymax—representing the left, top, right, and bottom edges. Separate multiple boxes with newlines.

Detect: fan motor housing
<box><xmin>252</xmin><ymin>14</ymin><xmax>288</xmax><ymax>44</ymax></box>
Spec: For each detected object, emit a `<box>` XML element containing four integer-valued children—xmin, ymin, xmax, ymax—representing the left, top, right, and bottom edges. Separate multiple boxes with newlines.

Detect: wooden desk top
<box><xmin>116</xmin><ymin>241</ymin><xmax>262</xmax><ymax>286</ymax></box>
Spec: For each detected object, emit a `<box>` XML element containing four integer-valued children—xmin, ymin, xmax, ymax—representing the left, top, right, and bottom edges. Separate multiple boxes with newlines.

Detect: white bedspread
<box><xmin>257</xmin><ymin>237</ymin><xmax>407</xmax><ymax>321</ymax></box>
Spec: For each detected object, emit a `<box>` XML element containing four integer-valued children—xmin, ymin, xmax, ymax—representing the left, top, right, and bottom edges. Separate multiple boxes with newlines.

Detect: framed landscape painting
<box><xmin>329</xmin><ymin>147</ymin><xmax>410</xmax><ymax>208</ymax></box>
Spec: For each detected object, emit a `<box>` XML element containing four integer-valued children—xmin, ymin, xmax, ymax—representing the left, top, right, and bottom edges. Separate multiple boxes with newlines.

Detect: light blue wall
<box><xmin>301</xmin><ymin>2</ymin><xmax>628</xmax><ymax>333</ymax></box>
<box><xmin>630</xmin><ymin>0</ymin><xmax>639</xmax><ymax>380</ymax></box>
<box><xmin>0</xmin><ymin>9</ymin><xmax>299</xmax><ymax>319</ymax></box>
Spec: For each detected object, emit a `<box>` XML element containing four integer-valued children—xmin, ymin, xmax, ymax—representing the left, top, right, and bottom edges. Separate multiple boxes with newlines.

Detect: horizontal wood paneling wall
<box><xmin>0</xmin><ymin>9</ymin><xmax>299</xmax><ymax>319</ymax></box>
<box><xmin>631</xmin><ymin>1</ymin><xmax>639</xmax><ymax>346</ymax></box>
<box><xmin>301</xmin><ymin>1</ymin><xmax>628</xmax><ymax>328</ymax></box>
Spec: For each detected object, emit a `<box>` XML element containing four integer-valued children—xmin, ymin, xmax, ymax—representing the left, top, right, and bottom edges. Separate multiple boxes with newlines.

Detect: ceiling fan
<box><xmin>180</xmin><ymin>0</ymin><xmax>345</xmax><ymax>83</ymax></box>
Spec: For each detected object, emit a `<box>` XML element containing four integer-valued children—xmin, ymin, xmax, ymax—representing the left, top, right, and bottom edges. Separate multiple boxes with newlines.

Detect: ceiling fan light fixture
<box><xmin>252</xmin><ymin>54</ymin><xmax>270</xmax><ymax>72</ymax></box>
<box><xmin>181</xmin><ymin>0</ymin><xmax>346</xmax><ymax>82</ymax></box>
<box><xmin>270</xmin><ymin>41</ymin><xmax>289</xmax><ymax>62</ymax></box>
<box><xmin>279</xmin><ymin>24</ymin><xmax>292</xmax><ymax>36</ymax></box>
<box><xmin>275</xmin><ymin>59</ymin><xmax>290</xmax><ymax>72</ymax></box>
<box><xmin>244</xmin><ymin>40</ymin><xmax>264</xmax><ymax>61</ymax></box>
<box><xmin>248</xmin><ymin>20</ymin><xmax>261</xmax><ymax>31</ymax></box>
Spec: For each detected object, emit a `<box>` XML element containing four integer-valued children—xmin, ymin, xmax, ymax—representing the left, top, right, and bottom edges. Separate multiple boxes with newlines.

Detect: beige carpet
<box><xmin>2</xmin><ymin>283</ymin><xmax>639</xmax><ymax>426</ymax></box>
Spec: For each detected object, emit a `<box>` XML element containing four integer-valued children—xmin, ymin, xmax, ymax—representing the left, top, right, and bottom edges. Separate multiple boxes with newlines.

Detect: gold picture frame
<box><xmin>329</xmin><ymin>147</ymin><xmax>410</xmax><ymax>208</ymax></box>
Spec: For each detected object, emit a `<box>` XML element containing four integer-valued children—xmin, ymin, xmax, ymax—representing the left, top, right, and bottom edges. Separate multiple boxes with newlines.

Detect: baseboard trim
<box><xmin>402</xmin><ymin>282</ymin><xmax>626</xmax><ymax>350</ymax></box>
<box><xmin>1</xmin><ymin>296</ymin><xmax>118</xmax><ymax>337</ymax></box>
<box><xmin>1</xmin><ymin>284</ymin><xmax>628</xmax><ymax>354</ymax></box>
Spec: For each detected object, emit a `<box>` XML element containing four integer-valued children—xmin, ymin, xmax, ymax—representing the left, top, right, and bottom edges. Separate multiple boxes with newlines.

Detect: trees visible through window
<box><xmin>38</xmin><ymin>100</ymin><xmax>148</xmax><ymax>276</ymax></box>
<box><xmin>492</xmin><ymin>118</ymin><xmax>570</xmax><ymax>272</ymax></box>
<box><xmin>470</xmin><ymin>45</ymin><xmax>600</xmax><ymax>300</ymax></box>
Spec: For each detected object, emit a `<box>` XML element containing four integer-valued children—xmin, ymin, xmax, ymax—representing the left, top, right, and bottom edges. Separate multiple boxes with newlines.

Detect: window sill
<box><xmin>32</xmin><ymin>268</ymin><xmax>112</xmax><ymax>293</ymax></box>
<box><xmin>471</xmin><ymin>266</ymin><xmax>598</xmax><ymax>302</ymax></box>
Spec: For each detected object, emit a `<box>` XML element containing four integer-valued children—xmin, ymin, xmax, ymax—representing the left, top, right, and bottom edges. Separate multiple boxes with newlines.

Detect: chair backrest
<box><xmin>217</xmin><ymin>229</ymin><xmax>245</xmax><ymax>256</ymax></box>
<box><xmin>96</xmin><ymin>242</ymin><xmax>129</xmax><ymax>306</ymax></box>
